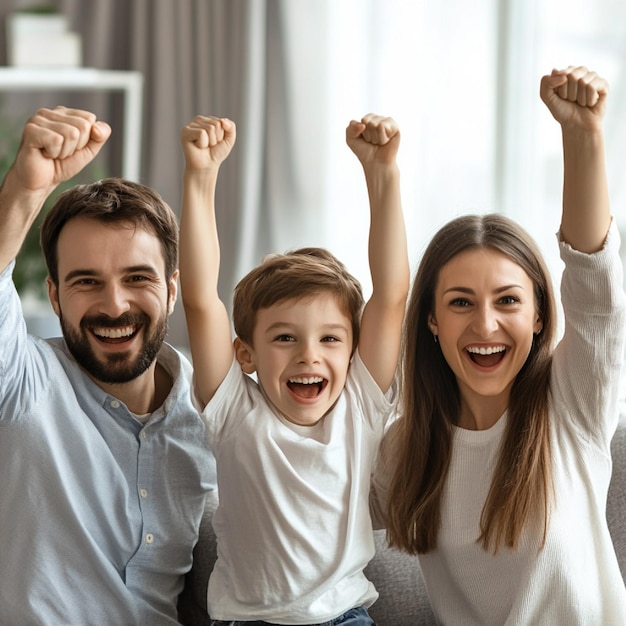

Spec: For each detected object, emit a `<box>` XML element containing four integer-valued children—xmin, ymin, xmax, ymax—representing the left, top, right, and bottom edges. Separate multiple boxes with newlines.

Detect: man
<box><xmin>0</xmin><ymin>106</ymin><xmax>215</xmax><ymax>625</ymax></box>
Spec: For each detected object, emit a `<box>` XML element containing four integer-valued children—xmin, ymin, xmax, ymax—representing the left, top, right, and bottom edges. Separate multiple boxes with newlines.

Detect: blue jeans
<box><xmin>210</xmin><ymin>605</ymin><xmax>375</xmax><ymax>626</ymax></box>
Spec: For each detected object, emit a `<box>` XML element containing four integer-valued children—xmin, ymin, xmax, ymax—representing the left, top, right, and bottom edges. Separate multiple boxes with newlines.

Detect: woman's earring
<box><xmin>433</xmin><ymin>333</ymin><xmax>438</xmax><ymax>343</ymax></box>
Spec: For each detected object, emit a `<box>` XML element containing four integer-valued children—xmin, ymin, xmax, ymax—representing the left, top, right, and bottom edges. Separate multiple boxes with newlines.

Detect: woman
<box><xmin>374</xmin><ymin>66</ymin><xmax>626</xmax><ymax>623</ymax></box>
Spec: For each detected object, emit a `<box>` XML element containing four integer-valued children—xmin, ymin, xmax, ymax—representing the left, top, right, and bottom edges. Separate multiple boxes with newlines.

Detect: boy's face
<box><xmin>236</xmin><ymin>292</ymin><xmax>353</xmax><ymax>426</ymax></box>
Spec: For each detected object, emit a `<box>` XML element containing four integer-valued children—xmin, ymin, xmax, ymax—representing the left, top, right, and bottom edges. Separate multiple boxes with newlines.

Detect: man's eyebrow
<box><xmin>124</xmin><ymin>264</ymin><xmax>160</xmax><ymax>275</ymax></box>
<box><xmin>63</xmin><ymin>269</ymin><xmax>98</xmax><ymax>283</ymax></box>
<box><xmin>63</xmin><ymin>265</ymin><xmax>159</xmax><ymax>283</ymax></box>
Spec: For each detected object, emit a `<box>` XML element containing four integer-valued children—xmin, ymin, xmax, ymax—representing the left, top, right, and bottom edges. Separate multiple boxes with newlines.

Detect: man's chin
<box><xmin>60</xmin><ymin>311</ymin><xmax>168</xmax><ymax>385</ymax></box>
<box><xmin>85</xmin><ymin>347</ymin><xmax>157</xmax><ymax>383</ymax></box>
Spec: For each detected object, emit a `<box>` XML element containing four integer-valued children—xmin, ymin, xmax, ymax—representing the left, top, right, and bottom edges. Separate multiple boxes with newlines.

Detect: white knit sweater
<box><xmin>377</xmin><ymin>222</ymin><xmax>626</xmax><ymax>625</ymax></box>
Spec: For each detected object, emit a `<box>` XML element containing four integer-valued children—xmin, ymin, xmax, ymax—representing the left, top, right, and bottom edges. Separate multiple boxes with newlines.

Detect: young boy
<box><xmin>179</xmin><ymin>113</ymin><xmax>408</xmax><ymax>624</ymax></box>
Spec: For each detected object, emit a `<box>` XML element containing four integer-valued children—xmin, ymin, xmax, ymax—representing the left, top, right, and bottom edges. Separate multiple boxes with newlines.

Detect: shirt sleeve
<box><xmin>551</xmin><ymin>219</ymin><xmax>626</xmax><ymax>447</ymax></box>
<box><xmin>0</xmin><ymin>262</ymin><xmax>26</xmax><ymax>412</ymax></box>
<box><xmin>0</xmin><ymin>261</ymin><xmax>54</xmax><ymax>420</ymax></box>
<box><xmin>197</xmin><ymin>356</ymin><xmax>255</xmax><ymax>445</ymax></box>
<box><xmin>347</xmin><ymin>349</ymin><xmax>399</xmax><ymax>432</ymax></box>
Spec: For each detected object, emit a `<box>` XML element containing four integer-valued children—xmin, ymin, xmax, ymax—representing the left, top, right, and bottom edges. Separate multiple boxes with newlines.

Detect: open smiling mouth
<box><xmin>466</xmin><ymin>345</ymin><xmax>506</xmax><ymax>367</ymax></box>
<box><xmin>92</xmin><ymin>325</ymin><xmax>140</xmax><ymax>344</ymax></box>
<box><xmin>287</xmin><ymin>376</ymin><xmax>328</xmax><ymax>399</ymax></box>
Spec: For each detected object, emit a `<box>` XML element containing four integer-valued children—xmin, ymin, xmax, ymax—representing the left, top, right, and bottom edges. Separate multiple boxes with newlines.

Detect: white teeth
<box><xmin>289</xmin><ymin>376</ymin><xmax>323</xmax><ymax>385</ymax></box>
<box><xmin>93</xmin><ymin>325</ymin><xmax>136</xmax><ymax>339</ymax></box>
<box><xmin>467</xmin><ymin>345</ymin><xmax>505</xmax><ymax>355</ymax></box>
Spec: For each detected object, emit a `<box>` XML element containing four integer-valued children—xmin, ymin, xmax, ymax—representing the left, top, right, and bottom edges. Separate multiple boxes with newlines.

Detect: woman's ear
<box><xmin>428</xmin><ymin>314</ymin><xmax>438</xmax><ymax>337</ymax></box>
<box><xmin>234</xmin><ymin>337</ymin><xmax>256</xmax><ymax>374</ymax></box>
<box><xmin>534</xmin><ymin>315</ymin><xmax>543</xmax><ymax>335</ymax></box>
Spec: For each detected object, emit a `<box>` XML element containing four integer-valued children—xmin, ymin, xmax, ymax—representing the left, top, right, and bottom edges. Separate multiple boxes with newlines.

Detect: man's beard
<box><xmin>60</xmin><ymin>308</ymin><xmax>169</xmax><ymax>385</ymax></box>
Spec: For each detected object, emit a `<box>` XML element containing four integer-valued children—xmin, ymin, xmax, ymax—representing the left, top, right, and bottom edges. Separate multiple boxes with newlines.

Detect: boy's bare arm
<box><xmin>540</xmin><ymin>65</ymin><xmax>610</xmax><ymax>253</ymax></box>
<box><xmin>180</xmin><ymin>116</ymin><xmax>236</xmax><ymax>406</ymax></box>
<box><xmin>346</xmin><ymin>115</ymin><xmax>409</xmax><ymax>392</ymax></box>
<box><xmin>0</xmin><ymin>107</ymin><xmax>110</xmax><ymax>274</ymax></box>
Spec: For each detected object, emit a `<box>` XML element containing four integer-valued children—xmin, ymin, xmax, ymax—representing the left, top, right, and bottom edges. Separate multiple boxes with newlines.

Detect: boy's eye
<box><xmin>321</xmin><ymin>336</ymin><xmax>339</xmax><ymax>342</ymax></box>
<box><xmin>274</xmin><ymin>334</ymin><xmax>295</xmax><ymax>342</ymax></box>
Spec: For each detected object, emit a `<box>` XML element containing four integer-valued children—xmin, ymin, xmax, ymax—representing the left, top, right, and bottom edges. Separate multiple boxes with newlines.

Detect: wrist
<box><xmin>183</xmin><ymin>166</ymin><xmax>219</xmax><ymax>186</ymax></box>
<box><xmin>560</xmin><ymin>121</ymin><xmax>604</xmax><ymax>143</ymax></box>
<box><xmin>561</xmin><ymin>126</ymin><xmax>605</xmax><ymax>161</ymax></box>
<box><xmin>0</xmin><ymin>168</ymin><xmax>50</xmax><ymax>218</ymax></box>
<box><xmin>362</xmin><ymin>161</ymin><xmax>400</xmax><ymax>181</ymax></box>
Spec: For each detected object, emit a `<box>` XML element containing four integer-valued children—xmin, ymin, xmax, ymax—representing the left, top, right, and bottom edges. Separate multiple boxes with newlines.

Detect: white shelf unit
<box><xmin>0</xmin><ymin>67</ymin><xmax>143</xmax><ymax>181</ymax></box>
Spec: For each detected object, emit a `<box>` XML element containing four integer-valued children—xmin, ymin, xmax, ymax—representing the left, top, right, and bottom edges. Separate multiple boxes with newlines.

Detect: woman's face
<box><xmin>428</xmin><ymin>247</ymin><xmax>542</xmax><ymax>428</ymax></box>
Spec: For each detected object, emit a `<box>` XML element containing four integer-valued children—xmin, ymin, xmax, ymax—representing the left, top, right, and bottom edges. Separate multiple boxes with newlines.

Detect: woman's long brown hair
<box><xmin>386</xmin><ymin>214</ymin><xmax>556</xmax><ymax>554</ymax></box>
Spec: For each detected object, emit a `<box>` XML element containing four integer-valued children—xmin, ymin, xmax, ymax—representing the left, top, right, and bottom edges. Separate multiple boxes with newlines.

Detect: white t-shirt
<box><xmin>200</xmin><ymin>350</ymin><xmax>397</xmax><ymax>623</ymax></box>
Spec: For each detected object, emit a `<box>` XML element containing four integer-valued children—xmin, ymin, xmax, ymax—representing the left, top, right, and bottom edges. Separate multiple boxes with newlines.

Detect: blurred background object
<box><xmin>1</xmin><ymin>0</ymin><xmax>625</xmax><ymax>348</ymax></box>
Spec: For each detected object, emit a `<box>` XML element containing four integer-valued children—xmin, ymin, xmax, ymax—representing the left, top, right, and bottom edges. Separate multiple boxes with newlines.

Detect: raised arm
<box><xmin>540</xmin><ymin>65</ymin><xmax>610</xmax><ymax>253</ymax></box>
<box><xmin>0</xmin><ymin>106</ymin><xmax>110</xmax><ymax>273</ymax></box>
<box><xmin>345</xmin><ymin>114</ymin><xmax>409</xmax><ymax>392</ymax></box>
<box><xmin>180</xmin><ymin>116</ymin><xmax>236</xmax><ymax>406</ymax></box>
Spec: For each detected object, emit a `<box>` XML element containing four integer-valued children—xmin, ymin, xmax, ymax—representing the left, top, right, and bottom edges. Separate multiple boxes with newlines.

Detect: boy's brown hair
<box><xmin>233</xmin><ymin>247</ymin><xmax>364</xmax><ymax>350</ymax></box>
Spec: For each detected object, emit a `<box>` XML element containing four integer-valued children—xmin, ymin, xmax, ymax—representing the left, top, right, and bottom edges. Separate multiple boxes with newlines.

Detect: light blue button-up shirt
<box><xmin>0</xmin><ymin>262</ymin><xmax>216</xmax><ymax>625</ymax></box>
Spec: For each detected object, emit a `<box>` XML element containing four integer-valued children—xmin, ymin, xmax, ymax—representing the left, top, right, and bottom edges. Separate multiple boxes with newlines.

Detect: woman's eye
<box><xmin>500</xmin><ymin>295</ymin><xmax>519</xmax><ymax>305</ymax></box>
<box><xmin>450</xmin><ymin>298</ymin><xmax>471</xmax><ymax>307</ymax></box>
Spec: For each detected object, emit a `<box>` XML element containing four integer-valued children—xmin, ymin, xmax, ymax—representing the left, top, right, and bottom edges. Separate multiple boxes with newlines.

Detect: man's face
<box><xmin>48</xmin><ymin>217</ymin><xmax>177</xmax><ymax>385</ymax></box>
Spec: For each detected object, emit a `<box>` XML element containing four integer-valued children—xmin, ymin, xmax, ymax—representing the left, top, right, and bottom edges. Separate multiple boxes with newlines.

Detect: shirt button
<box><xmin>110</xmin><ymin>400</ymin><xmax>120</xmax><ymax>409</ymax></box>
<box><xmin>145</xmin><ymin>533</ymin><xmax>154</xmax><ymax>544</ymax></box>
<box><xmin>140</xmin><ymin>431</ymin><xmax>147</xmax><ymax>440</ymax></box>
<box><xmin>140</xmin><ymin>489</ymin><xmax>148</xmax><ymax>498</ymax></box>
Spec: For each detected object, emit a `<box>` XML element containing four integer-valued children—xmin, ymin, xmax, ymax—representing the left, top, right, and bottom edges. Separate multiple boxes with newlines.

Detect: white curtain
<box><xmin>282</xmin><ymin>0</ymin><xmax>626</xmax><ymax>299</ymax></box>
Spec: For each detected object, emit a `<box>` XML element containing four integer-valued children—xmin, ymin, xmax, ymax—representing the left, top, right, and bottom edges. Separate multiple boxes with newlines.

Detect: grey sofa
<box><xmin>177</xmin><ymin>416</ymin><xmax>626</xmax><ymax>625</ymax></box>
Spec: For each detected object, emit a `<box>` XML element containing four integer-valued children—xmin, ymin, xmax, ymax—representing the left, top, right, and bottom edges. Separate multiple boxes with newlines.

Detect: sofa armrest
<box><xmin>608</xmin><ymin>414</ymin><xmax>626</xmax><ymax>581</ymax></box>
<box><xmin>177</xmin><ymin>491</ymin><xmax>217</xmax><ymax>626</ymax></box>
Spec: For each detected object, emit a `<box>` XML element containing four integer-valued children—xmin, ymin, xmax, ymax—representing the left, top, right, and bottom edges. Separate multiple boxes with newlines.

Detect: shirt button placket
<box><xmin>138</xmin><ymin>427</ymin><xmax>153</xmax><ymax>549</ymax></box>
